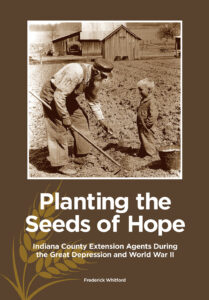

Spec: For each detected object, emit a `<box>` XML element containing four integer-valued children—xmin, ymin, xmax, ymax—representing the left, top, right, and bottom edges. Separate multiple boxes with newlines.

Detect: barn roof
<box><xmin>52</xmin><ymin>31</ymin><xmax>81</xmax><ymax>42</ymax></box>
<box><xmin>103</xmin><ymin>25</ymin><xmax>142</xmax><ymax>41</ymax></box>
<box><xmin>80</xmin><ymin>30</ymin><xmax>112</xmax><ymax>41</ymax></box>
<box><xmin>80</xmin><ymin>25</ymin><xmax>141</xmax><ymax>41</ymax></box>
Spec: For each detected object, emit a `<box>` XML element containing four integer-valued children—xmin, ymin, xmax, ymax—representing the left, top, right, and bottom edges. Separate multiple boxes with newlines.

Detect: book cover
<box><xmin>1</xmin><ymin>2</ymin><xmax>207</xmax><ymax>300</ymax></box>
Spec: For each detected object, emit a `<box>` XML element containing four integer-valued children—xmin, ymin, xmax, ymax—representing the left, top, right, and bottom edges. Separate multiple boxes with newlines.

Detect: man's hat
<box><xmin>93</xmin><ymin>58</ymin><xmax>113</xmax><ymax>77</ymax></box>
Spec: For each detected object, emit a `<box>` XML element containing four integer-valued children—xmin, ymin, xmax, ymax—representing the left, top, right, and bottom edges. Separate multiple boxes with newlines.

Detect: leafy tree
<box><xmin>157</xmin><ymin>23</ymin><xmax>180</xmax><ymax>40</ymax></box>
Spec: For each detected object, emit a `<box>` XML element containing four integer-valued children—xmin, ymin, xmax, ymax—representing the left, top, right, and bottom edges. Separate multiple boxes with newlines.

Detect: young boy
<box><xmin>136</xmin><ymin>78</ymin><xmax>158</xmax><ymax>157</ymax></box>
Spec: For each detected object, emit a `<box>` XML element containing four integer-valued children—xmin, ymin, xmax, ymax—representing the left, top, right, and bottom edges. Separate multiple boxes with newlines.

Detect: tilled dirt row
<box><xmin>28</xmin><ymin>58</ymin><xmax>181</xmax><ymax>178</ymax></box>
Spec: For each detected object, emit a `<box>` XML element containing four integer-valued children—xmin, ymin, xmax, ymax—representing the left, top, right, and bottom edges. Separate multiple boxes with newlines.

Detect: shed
<box><xmin>81</xmin><ymin>39</ymin><xmax>103</xmax><ymax>56</ymax></box>
<box><xmin>52</xmin><ymin>31</ymin><xmax>81</xmax><ymax>56</ymax></box>
<box><xmin>102</xmin><ymin>25</ymin><xmax>142</xmax><ymax>61</ymax></box>
<box><xmin>80</xmin><ymin>25</ymin><xmax>142</xmax><ymax>60</ymax></box>
<box><xmin>80</xmin><ymin>31</ymin><xmax>110</xmax><ymax>56</ymax></box>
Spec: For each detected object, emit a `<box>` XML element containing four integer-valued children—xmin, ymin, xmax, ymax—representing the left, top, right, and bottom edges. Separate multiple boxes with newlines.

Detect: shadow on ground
<box><xmin>103</xmin><ymin>142</ymin><xmax>139</xmax><ymax>156</ymax></box>
<box><xmin>29</xmin><ymin>146</ymin><xmax>74</xmax><ymax>173</ymax></box>
<box><xmin>145</xmin><ymin>160</ymin><xmax>163</xmax><ymax>170</ymax></box>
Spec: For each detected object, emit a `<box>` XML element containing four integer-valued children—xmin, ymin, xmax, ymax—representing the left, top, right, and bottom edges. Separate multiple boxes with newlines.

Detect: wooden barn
<box><xmin>80</xmin><ymin>25</ymin><xmax>142</xmax><ymax>60</ymax></box>
<box><xmin>80</xmin><ymin>31</ymin><xmax>106</xmax><ymax>57</ymax></box>
<box><xmin>81</xmin><ymin>40</ymin><xmax>102</xmax><ymax>56</ymax></box>
<box><xmin>52</xmin><ymin>31</ymin><xmax>81</xmax><ymax>56</ymax></box>
<box><xmin>102</xmin><ymin>25</ymin><xmax>142</xmax><ymax>60</ymax></box>
<box><xmin>52</xmin><ymin>25</ymin><xmax>142</xmax><ymax>60</ymax></box>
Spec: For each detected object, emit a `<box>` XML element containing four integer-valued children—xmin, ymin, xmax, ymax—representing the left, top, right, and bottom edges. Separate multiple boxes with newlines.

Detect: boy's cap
<box><xmin>94</xmin><ymin>58</ymin><xmax>114</xmax><ymax>75</ymax></box>
<box><xmin>137</xmin><ymin>78</ymin><xmax>155</xmax><ymax>90</ymax></box>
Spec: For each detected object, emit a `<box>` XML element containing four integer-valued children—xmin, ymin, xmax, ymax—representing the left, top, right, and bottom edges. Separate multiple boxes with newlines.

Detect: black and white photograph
<box><xmin>28</xmin><ymin>20</ymin><xmax>182</xmax><ymax>179</ymax></box>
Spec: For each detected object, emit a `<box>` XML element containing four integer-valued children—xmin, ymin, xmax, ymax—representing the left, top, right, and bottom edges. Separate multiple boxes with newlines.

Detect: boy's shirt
<box><xmin>137</xmin><ymin>94</ymin><xmax>158</xmax><ymax>129</ymax></box>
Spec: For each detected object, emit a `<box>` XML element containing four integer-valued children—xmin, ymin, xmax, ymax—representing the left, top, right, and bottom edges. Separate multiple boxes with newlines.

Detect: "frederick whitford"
<box><xmin>84</xmin><ymin>278</ymin><xmax>126</xmax><ymax>283</ymax></box>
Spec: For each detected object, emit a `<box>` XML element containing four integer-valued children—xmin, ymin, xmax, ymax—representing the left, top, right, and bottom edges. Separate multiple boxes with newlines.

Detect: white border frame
<box><xmin>27</xmin><ymin>20</ymin><xmax>183</xmax><ymax>180</ymax></box>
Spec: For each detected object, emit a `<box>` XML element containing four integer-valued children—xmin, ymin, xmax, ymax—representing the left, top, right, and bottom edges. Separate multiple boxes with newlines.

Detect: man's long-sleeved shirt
<box><xmin>50</xmin><ymin>63</ymin><xmax>104</xmax><ymax>122</ymax></box>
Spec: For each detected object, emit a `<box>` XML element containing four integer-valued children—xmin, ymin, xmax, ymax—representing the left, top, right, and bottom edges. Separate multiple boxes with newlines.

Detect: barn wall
<box><xmin>103</xmin><ymin>27</ymin><xmax>142</xmax><ymax>61</ymax></box>
<box><xmin>53</xmin><ymin>40</ymin><xmax>65</xmax><ymax>55</ymax></box>
<box><xmin>81</xmin><ymin>41</ymin><xmax>102</xmax><ymax>56</ymax></box>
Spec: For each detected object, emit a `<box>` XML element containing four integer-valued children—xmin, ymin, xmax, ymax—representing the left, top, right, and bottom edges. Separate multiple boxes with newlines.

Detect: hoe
<box><xmin>29</xmin><ymin>91</ymin><xmax>122</xmax><ymax>174</ymax></box>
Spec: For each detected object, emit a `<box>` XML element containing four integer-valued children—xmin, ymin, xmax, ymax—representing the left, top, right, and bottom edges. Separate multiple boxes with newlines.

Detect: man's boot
<box><xmin>72</xmin><ymin>154</ymin><xmax>88</xmax><ymax>165</ymax></box>
<box><xmin>58</xmin><ymin>164</ymin><xmax>77</xmax><ymax>176</ymax></box>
